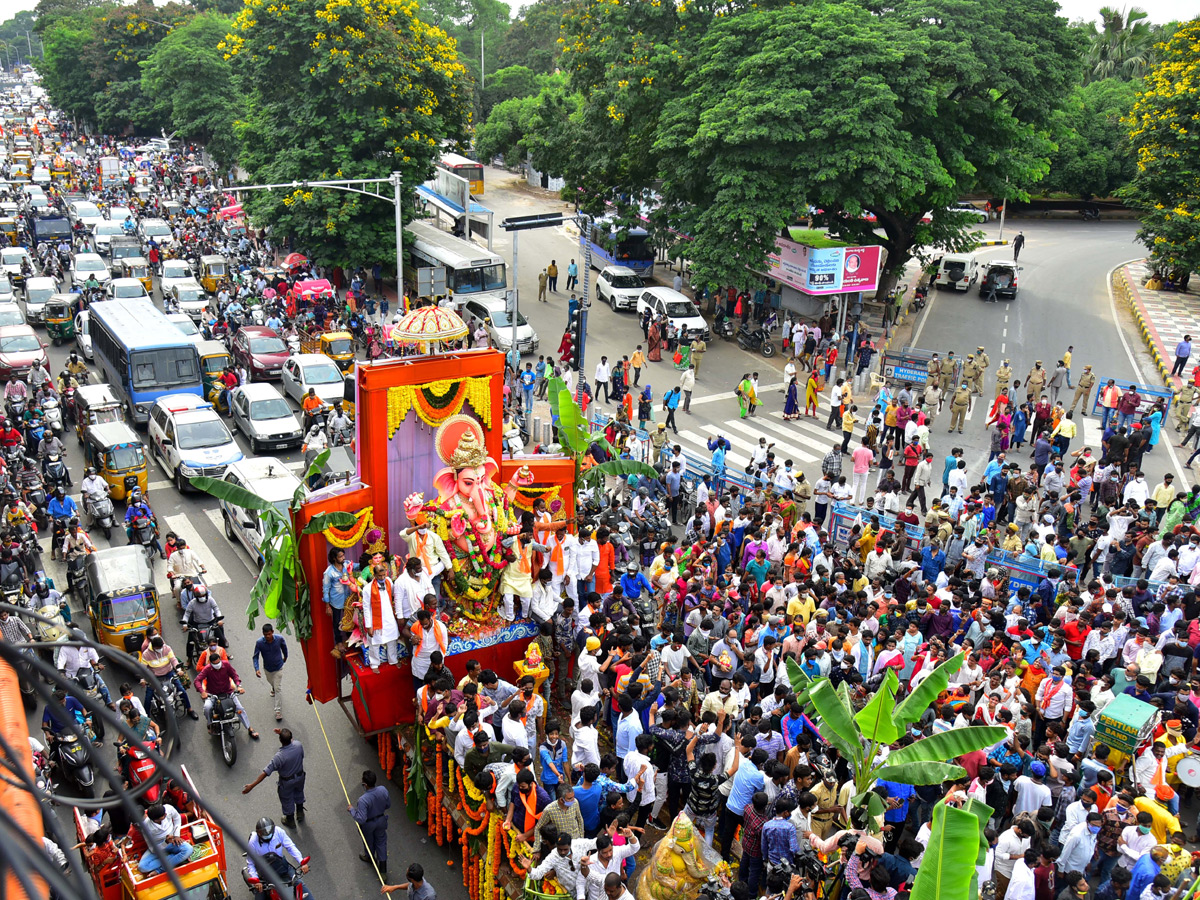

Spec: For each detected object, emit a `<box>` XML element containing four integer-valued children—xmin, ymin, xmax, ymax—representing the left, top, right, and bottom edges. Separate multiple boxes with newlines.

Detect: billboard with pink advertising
<box><xmin>768</xmin><ymin>237</ymin><xmax>882</xmax><ymax>296</ymax></box>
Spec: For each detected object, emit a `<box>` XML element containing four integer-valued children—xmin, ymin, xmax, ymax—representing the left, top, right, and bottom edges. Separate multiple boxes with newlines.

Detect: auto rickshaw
<box><xmin>199</xmin><ymin>254</ymin><xmax>227</xmax><ymax>294</ymax></box>
<box><xmin>82</xmin><ymin>422</ymin><xmax>148</xmax><ymax>501</ymax></box>
<box><xmin>84</xmin><ymin>545</ymin><xmax>161</xmax><ymax>653</ymax></box>
<box><xmin>45</xmin><ymin>295</ymin><xmax>76</xmax><ymax>345</ymax></box>
<box><xmin>0</xmin><ymin>217</ymin><xmax>16</xmax><ymax>246</ymax></box>
<box><xmin>73</xmin><ymin>382</ymin><xmax>124</xmax><ymax>444</ymax></box>
<box><xmin>342</xmin><ymin>373</ymin><xmax>355</xmax><ymax>418</ymax></box>
<box><xmin>299</xmin><ymin>327</ymin><xmax>356</xmax><ymax>372</ymax></box>
<box><xmin>75</xmin><ymin>767</ymin><xmax>229</xmax><ymax>900</ymax></box>
<box><xmin>120</xmin><ymin>256</ymin><xmax>153</xmax><ymax>293</ymax></box>
<box><xmin>197</xmin><ymin>339</ymin><xmax>233</xmax><ymax>413</ymax></box>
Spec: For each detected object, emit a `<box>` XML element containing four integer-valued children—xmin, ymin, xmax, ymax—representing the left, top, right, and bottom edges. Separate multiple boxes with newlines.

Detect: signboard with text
<box><xmin>769</xmin><ymin>237</ymin><xmax>882</xmax><ymax>296</ymax></box>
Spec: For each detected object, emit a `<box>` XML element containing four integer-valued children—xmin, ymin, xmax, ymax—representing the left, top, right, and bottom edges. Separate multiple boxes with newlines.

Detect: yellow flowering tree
<box><xmin>228</xmin><ymin>0</ymin><xmax>470</xmax><ymax>269</ymax></box>
<box><xmin>1121</xmin><ymin>20</ymin><xmax>1200</xmax><ymax>284</ymax></box>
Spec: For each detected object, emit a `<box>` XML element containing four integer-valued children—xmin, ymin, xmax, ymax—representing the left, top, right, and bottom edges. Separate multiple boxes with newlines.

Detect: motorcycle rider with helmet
<box><xmin>47</xmin><ymin>488</ymin><xmax>78</xmax><ymax>561</ymax></box>
<box><xmin>3</xmin><ymin>489</ymin><xmax>37</xmax><ymax>533</ymax></box>
<box><xmin>37</xmin><ymin>428</ymin><xmax>67</xmax><ymax>480</ymax></box>
<box><xmin>65</xmin><ymin>351</ymin><xmax>89</xmax><ymax>383</ymax></box>
<box><xmin>182</xmin><ymin>581</ymin><xmax>226</xmax><ymax>654</ymax></box>
<box><xmin>245</xmin><ymin>817</ymin><xmax>308</xmax><ymax>892</ymax></box>
<box><xmin>124</xmin><ymin>490</ymin><xmax>164</xmax><ymax>558</ymax></box>
<box><xmin>0</xmin><ymin>417</ymin><xmax>23</xmax><ymax>449</ymax></box>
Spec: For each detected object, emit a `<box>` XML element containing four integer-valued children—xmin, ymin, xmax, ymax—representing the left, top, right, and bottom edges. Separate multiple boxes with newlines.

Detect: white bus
<box><xmin>405</xmin><ymin>220</ymin><xmax>507</xmax><ymax>306</ymax></box>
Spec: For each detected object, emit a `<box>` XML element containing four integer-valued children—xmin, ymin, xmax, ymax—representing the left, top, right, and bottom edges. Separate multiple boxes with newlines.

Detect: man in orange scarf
<box><xmin>362</xmin><ymin>564</ymin><xmax>400</xmax><ymax>672</ymax></box>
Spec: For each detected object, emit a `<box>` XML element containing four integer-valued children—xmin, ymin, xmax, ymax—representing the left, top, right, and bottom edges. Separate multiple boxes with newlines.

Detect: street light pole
<box><xmin>391</xmin><ymin>171</ymin><xmax>404</xmax><ymax>309</ymax></box>
<box><xmin>511</xmin><ymin>229</ymin><xmax>519</xmax><ymax>356</ymax></box>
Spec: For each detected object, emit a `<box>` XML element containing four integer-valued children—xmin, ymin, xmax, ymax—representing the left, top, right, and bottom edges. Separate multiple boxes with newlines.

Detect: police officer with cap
<box><xmin>349</xmin><ymin>769</ymin><xmax>391</xmax><ymax>874</ymax></box>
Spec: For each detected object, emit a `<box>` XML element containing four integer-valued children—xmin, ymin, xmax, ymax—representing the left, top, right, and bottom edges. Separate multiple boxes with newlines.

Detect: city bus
<box><xmin>437</xmin><ymin>152</ymin><xmax>484</xmax><ymax>196</ymax></box>
<box><xmin>405</xmin><ymin>220</ymin><xmax>506</xmax><ymax>306</ymax></box>
<box><xmin>88</xmin><ymin>298</ymin><xmax>203</xmax><ymax>425</ymax></box>
<box><xmin>584</xmin><ymin>218</ymin><xmax>655</xmax><ymax>277</ymax></box>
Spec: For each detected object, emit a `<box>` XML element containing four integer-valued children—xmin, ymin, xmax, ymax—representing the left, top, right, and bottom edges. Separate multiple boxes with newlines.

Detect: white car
<box><xmin>596</xmin><ymin>265</ymin><xmax>645</xmax><ymax>312</ymax></box>
<box><xmin>68</xmin><ymin>200</ymin><xmax>103</xmax><ymax>233</ymax></box>
<box><xmin>219</xmin><ymin>457</ymin><xmax>303</xmax><ymax>562</ymax></box>
<box><xmin>147</xmin><ymin>393</ymin><xmax>244</xmax><ymax>492</ymax></box>
<box><xmin>229</xmin><ymin>383</ymin><xmax>303</xmax><ymax>453</ymax></box>
<box><xmin>165</xmin><ymin>312</ymin><xmax>202</xmax><ymax>345</ymax></box>
<box><xmin>92</xmin><ymin>220</ymin><xmax>125</xmax><ymax>256</ymax></box>
<box><xmin>159</xmin><ymin>259</ymin><xmax>194</xmax><ymax>294</ymax></box>
<box><xmin>281</xmin><ymin>353</ymin><xmax>346</xmax><ymax>406</ymax></box>
<box><xmin>0</xmin><ymin>305</ymin><xmax>25</xmax><ymax>327</ymax></box>
<box><xmin>137</xmin><ymin>217</ymin><xmax>171</xmax><ymax>246</ymax></box>
<box><xmin>75</xmin><ymin>310</ymin><xmax>91</xmax><ymax>359</ymax></box>
<box><xmin>0</xmin><ymin>274</ymin><xmax>15</xmax><ymax>304</ymax></box>
<box><xmin>949</xmin><ymin>201</ymin><xmax>989</xmax><ymax>224</ymax></box>
<box><xmin>635</xmin><ymin>286</ymin><xmax>710</xmax><ymax>341</ymax></box>
<box><xmin>106</xmin><ymin>206</ymin><xmax>134</xmax><ymax>224</ymax></box>
<box><xmin>168</xmin><ymin>281</ymin><xmax>208</xmax><ymax>320</ymax></box>
<box><xmin>31</xmin><ymin>166</ymin><xmax>49</xmax><ymax>185</ymax></box>
<box><xmin>1</xmin><ymin>247</ymin><xmax>32</xmax><ymax>285</ymax></box>
<box><xmin>462</xmin><ymin>298</ymin><xmax>538</xmax><ymax>354</ymax></box>
<box><xmin>69</xmin><ymin>253</ymin><xmax>111</xmax><ymax>288</ymax></box>
<box><xmin>22</xmin><ymin>275</ymin><xmax>55</xmax><ymax>323</ymax></box>
<box><xmin>105</xmin><ymin>277</ymin><xmax>149</xmax><ymax>301</ymax></box>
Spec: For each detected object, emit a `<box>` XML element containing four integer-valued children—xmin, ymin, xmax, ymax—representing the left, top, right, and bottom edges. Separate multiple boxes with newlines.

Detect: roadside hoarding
<box><xmin>768</xmin><ymin>237</ymin><xmax>882</xmax><ymax>296</ymax></box>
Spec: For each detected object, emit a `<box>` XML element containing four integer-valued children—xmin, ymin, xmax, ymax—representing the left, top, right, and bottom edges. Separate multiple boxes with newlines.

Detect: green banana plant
<box><xmin>190</xmin><ymin>449</ymin><xmax>357</xmax><ymax>639</ymax></box>
<box><xmin>909</xmin><ymin>797</ymin><xmax>994</xmax><ymax>900</ymax></box>
<box><xmin>546</xmin><ymin>375</ymin><xmax>659</xmax><ymax>492</ymax></box>
<box><xmin>785</xmin><ymin>652</ymin><xmax>1008</xmax><ymax>834</ymax></box>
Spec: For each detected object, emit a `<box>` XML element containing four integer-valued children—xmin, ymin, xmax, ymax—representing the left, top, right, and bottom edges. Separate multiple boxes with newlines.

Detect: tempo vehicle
<box><xmin>81</xmin><ymin>421</ymin><xmax>148</xmax><ymax>502</ymax></box>
<box><xmin>84</xmin><ymin>545</ymin><xmax>161</xmax><ymax>653</ymax></box>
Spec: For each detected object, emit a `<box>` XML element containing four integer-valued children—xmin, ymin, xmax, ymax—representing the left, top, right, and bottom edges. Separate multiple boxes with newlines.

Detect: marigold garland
<box><xmin>322</xmin><ymin>506</ymin><xmax>375</xmax><ymax>548</ymax></box>
<box><xmin>387</xmin><ymin>377</ymin><xmax>493</xmax><ymax>436</ymax></box>
<box><xmin>510</xmin><ymin>485</ymin><xmax>562</xmax><ymax>513</ymax></box>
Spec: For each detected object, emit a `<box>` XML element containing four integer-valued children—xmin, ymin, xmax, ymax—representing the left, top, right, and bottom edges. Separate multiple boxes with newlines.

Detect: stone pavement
<box><xmin>1117</xmin><ymin>261</ymin><xmax>1200</xmax><ymax>391</ymax></box>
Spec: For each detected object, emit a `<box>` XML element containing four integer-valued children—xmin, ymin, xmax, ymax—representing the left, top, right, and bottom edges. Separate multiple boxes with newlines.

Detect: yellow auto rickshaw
<box><xmin>0</xmin><ymin>217</ymin><xmax>16</xmax><ymax>246</ymax></box>
<box><xmin>73</xmin><ymin>382</ymin><xmax>124</xmax><ymax>444</ymax></box>
<box><xmin>197</xmin><ymin>339</ymin><xmax>233</xmax><ymax>413</ymax></box>
<box><xmin>198</xmin><ymin>254</ymin><xmax>228</xmax><ymax>294</ymax></box>
<box><xmin>82</xmin><ymin>422</ymin><xmax>148</xmax><ymax>502</ymax></box>
<box><xmin>120</xmin><ymin>256</ymin><xmax>153</xmax><ymax>294</ymax></box>
<box><xmin>84</xmin><ymin>546</ymin><xmax>161</xmax><ymax>653</ymax></box>
<box><xmin>299</xmin><ymin>327</ymin><xmax>356</xmax><ymax>372</ymax></box>
<box><xmin>342</xmin><ymin>374</ymin><xmax>355</xmax><ymax>419</ymax></box>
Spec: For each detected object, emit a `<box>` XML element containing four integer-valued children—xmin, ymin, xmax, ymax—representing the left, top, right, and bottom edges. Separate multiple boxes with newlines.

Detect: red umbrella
<box><xmin>283</xmin><ymin>252</ymin><xmax>309</xmax><ymax>268</ymax></box>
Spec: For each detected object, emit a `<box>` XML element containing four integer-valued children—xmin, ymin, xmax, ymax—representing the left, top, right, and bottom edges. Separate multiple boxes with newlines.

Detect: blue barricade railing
<box><xmin>1088</xmin><ymin>377</ymin><xmax>1173</xmax><ymax>420</ymax></box>
<box><xmin>830</xmin><ymin>503</ymin><xmax>925</xmax><ymax>559</ymax></box>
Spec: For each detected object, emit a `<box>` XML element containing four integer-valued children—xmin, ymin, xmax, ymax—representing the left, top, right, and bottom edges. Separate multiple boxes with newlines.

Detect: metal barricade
<box><xmin>1089</xmin><ymin>377</ymin><xmax>1173</xmax><ymax>421</ymax></box>
<box><xmin>829</xmin><ymin>503</ymin><xmax>925</xmax><ymax>560</ymax></box>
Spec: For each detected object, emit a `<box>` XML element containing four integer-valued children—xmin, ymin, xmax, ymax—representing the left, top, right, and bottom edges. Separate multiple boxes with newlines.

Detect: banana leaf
<box><xmin>910</xmin><ymin>798</ymin><xmax>993</xmax><ymax>900</ymax></box>
<box><xmin>855</xmin><ymin>667</ymin><xmax>901</xmax><ymax>745</ymax></box>
<box><xmin>547</xmin><ymin>376</ymin><xmax>568</xmax><ymax>419</ymax></box>
<box><xmin>583</xmin><ymin>459</ymin><xmax>660</xmax><ymax>490</ymax></box>
<box><xmin>874</xmin><ymin>761</ymin><xmax>967</xmax><ymax>785</ymax></box>
<box><xmin>557</xmin><ymin>392</ymin><xmax>589</xmax><ymax>454</ymax></box>
<box><xmin>851</xmin><ymin>790</ymin><xmax>886</xmax><ymax>834</ymax></box>
<box><xmin>786</xmin><ymin>658</ymin><xmax>811</xmax><ymax>695</ymax></box>
<box><xmin>190</xmin><ymin>475</ymin><xmax>276</xmax><ymax>511</ymax></box>
<box><xmin>406</xmin><ymin>726</ymin><xmax>428</xmax><ymax>823</ymax></box>
<box><xmin>893</xmin><ymin>653</ymin><xmax>967</xmax><ymax>727</ymax></box>
<box><xmin>300</xmin><ymin>448</ymin><xmax>331</xmax><ymax>491</ymax></box>
<box><xmin>299</xmin><ymin>510</ymin><xmax>359</xmax><ymax>536</ymax></box>
<box><xmin>886</xmin><ymin>726</ymin><xmax>1011</xmax><ymax>767</ymax></box>
<box><xmin>807</xmin><ymin>679</ymin><xmax>859</xmax><ymax>750</ymax></box>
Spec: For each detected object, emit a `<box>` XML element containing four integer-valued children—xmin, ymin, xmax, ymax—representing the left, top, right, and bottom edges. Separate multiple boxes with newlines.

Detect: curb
<box><xmin>976</xmin><ymin>240</ymin><xmax>1010</xmax><ymax>247</ymax></box>
<box><xmin>1113</xmin><ymin>263</ymin><xmax>1178</xmax><ymax>394</ymax></box>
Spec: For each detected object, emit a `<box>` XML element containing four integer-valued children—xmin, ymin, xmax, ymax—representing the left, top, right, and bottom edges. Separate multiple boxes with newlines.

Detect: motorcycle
<box><xmin>73</xmin><ymin>668</ymin><xmax>107</xmax><ymax>742</ymax></box>
<box><xmin>185</xmin><ymin>617</ymin><xmax>223</xmax><ymax>670</ymax></box>
<box><xmin>145</xmin><ymin>674</ymin><xmax>187</xmax><ymax>731</ymax></box>
<box><xmin>42</xmin><ymin>397</ymin><xmax>63</xmax><ymax>434</ymax></box>
<box><xmin>503</xmin><ymin>424</ymin><xmax>524</xmax><ymax>457</ymax></box>
<box><xmin>302</xmin><ymin>404</ymin><xmax>329</xmax><ymax>435</ymax></box>
<box><xmin>736</xmin><ymin>325</ymin><xmax>776</xmax><ymax>358</ymax></box>
<box><xmin>7</xmin><ymin>396</ymin><xmax>26</xmax><ymax>422</ymax></box>
<box><xmin>1080</xmin><ymin>207</ymin><xmax>1100</xmax><ymax>221</ymax></box>
<box><xmin>243</xmin><ymin>853</ymin><xmax>313</xmax><ymax>900</ymax></box>
<box><xmin>128</xmin><ymin>512</ymin><xmax>157</xmax><ymax>563</ymax></box>
<box><xmin>15</xmin><ymin>648</ymin><xmax>37</xmax><ymax>711</ymax></box>
<box><xmin>43</xmin><ymin>454</ymin><xmax>70</xmax><ymax>491</ymax></box>
<box><xmin>713</xmin><ymin>317</ymin><xmax>737</xmax><ymax>341</ymax></box>
<box><xmin>208</xmin><ymin>691</ymin><xmax>242</xmax><ymax>766</ymax></box>
<box><xmin>50</xmin><ymin>732</ymin><xmax>95</xmax><ymax>799</ymax></box>
<box><xmin>328</xmin><ymin>421</ymin><xmax>353</xmax><ymax>448</ymax></box>
<box><xmin>21</xmin><ymin>469</ymin><xmax>48</xmax><ymax>529</ymax></box>
<box><xmin>122</xmin><ymin>741</ymin><xmax>165</xmax><ymax>806</ymax></box>
<box><xmin>911</xmin><ymin>284</ymin><xmax>929</xmax><ymax>311</ymax></box>
<box><xmin>84</xmin><ymin>490</ymin><xmax>115</xmax><ymax>541</ymax></box>
<box><xmin>25</xmin><ymin>418</ymin><xmax>45</xmax><ymax>454</ymax></box>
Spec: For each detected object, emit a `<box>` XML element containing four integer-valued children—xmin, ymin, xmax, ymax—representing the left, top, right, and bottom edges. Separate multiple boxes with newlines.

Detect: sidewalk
<box><xmin>1117</xmin><ymin>261</ymin><xmax>1200</xmax><ymax>391</ymax></box>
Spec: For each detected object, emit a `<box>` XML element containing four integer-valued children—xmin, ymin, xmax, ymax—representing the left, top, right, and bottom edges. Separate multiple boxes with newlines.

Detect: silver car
<box><xmin>229</xmin><ymin>382</ymin><xmax>303</xmax><ymax>454</ymax></box>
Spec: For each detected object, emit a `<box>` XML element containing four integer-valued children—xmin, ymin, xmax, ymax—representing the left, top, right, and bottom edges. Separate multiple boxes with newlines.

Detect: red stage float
<box><xmin>293</xmin><ymin>347</ymin><xmax>574</xmax><ymax>729</ymax></box>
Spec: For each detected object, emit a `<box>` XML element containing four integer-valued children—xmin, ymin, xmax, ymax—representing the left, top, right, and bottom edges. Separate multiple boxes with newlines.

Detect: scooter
<box><xmin>42</xmin><ymin>396</ymin><xmax>63</xmax><ymax>434</ymax></box>
<box><xmin>713</xmin><ymin>317</ymin><xmax>737</xmax><ymax>341</ymax></box>
<box><xmin>73</xmin><ymin>668</ymin><xmax>107</xmax><ymax>742</ymax></box>
<box><xmin>736</xmin><ymin>325</ymin><xmax>776</xmax><ymax>358</ymax></box>
<box><xmin>43</xmin><ymin>454</ymin><xmax>70</xmax><ymax>491</ymax></box>
<box><xmin>328</xmin><ymin>421</ymin><xmax>353</xmax><ymax>448</ymax></box>
<box><xmin>84</xmin><ymin>490</ymin><xmax>115</xmax><ymax>541</ymax></box>
<box><xmin>243</xmin><ymin>852</ymin><xmax>312</xmax><ymax>900</ymax></box>
<box><xmin>128</xmin><ymin>512</ymin><xmax>157</xmax><ymax>563</ymax></box>
<box><xmin>145</xmin><ymin>674</ymin><xmax>187</xmax><ymax>731</ymax></box>
<box><xmin>50</xmin><ymin>732</ymin><xmax>95</xmax><ymax>799</ymax></box>
<box><xmin>1080</xmin><ymin>207</ymin><xmax>1100</xmax><ymax>221</ymax></box>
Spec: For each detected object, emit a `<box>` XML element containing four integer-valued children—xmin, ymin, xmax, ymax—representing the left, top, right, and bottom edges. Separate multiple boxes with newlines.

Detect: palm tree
<box><xmin>1085</xmin><ymin>5</ymin><xmax>1153</xmax><ymax>82</ymax></box>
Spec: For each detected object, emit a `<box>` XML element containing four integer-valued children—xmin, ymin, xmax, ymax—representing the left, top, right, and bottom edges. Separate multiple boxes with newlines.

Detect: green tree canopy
<box><xmin>229</xmin><ymin>0</ymin><xmax>471</xmax><ymax>270</ymax></box>
<box><xmin>1044</xmin><ymin>78</ymin><xmax>1137</xmax><ymax>199</ymax></box>
<box><xmin>140</xmin><ymin>12</ymin><xmax>242</xmax><ymax>169</ymax></box>
<box><xmin>1120</xmin><ymin>19</ymin><xmax>1200</xmax><ymax>279</ymax></box>
<box><xmin>492</xmin><ymin>0</ymin><xmax>575</xmax><ymax>73</ymax></box>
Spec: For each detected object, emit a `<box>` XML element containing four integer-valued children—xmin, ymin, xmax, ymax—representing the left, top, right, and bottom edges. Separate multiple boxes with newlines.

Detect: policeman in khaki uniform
<box><xmin>1069</xmin><ymin>364</ymin><xmax>1097</xmax><ymax>415</ymax></box>
<box><xmin>974</xmin><ymin>345</ymin><xmax>990</xmax><ymax>394</ymax></box>
<box><xmin>1026</xmin><ymin>360</ymin><xmax>1047</xmax><ymax>401</ymax></box>
<box><xmin>995</xmin><ymin>360</ymin><xmax>1013</xmax><ymax>398</ymax></box>
<box><xmin>962</xmin><ymin>355</ymin><xmax>980</xmax><ymax>397</ymax></box>
<box><xmin>939</xmin><ymin>352</ymin><xmax>957</xmax><ymax>394</ymax></box>
<box><xmin>927</xmin><ymin>354</ymin><xmax>942</xmax><ymax>391</ymax></box>
<box><xmin>948</xmin><ymin>383</ymin><xmax>971</xmax><ymax>433</ymax></box>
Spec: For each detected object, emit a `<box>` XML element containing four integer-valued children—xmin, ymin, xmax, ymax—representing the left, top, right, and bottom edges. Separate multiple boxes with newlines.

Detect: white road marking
<box><xmin>203</xmin><ymin>508</ymin><xmax>258</xmax><ymax>576</ymax></box>
<box><xmin>690</xmin><ymin>382</ymin><xmax>786</xmax><ymax>405</ymax></box>
<box><xmin>164</xmin><ymin>513</ymin><xmax>231</xmax><ymax>585</ymax></box>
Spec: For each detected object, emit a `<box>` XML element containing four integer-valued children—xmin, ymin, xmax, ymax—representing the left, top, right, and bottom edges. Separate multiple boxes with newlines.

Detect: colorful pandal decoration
<box><xmin>509</xmin><ymin>484</ymin><xmax>562</xmax><ymax>513</ymax></box>
<box><xmin>386</xmin><ymin>377</ymin><xmax>493</xmax><ymax>436</ymax></box>
<box><xmin>321</xmin><ymin>506</ymin><xmax>377</xmax><ymax>548</ymax></box>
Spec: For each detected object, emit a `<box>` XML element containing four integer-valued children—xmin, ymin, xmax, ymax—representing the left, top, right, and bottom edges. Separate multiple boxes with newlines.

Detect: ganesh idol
<box><xmin>404</xmin><ymin>415</ymin><xmax>534</xmax><ymax>620</ymax></box>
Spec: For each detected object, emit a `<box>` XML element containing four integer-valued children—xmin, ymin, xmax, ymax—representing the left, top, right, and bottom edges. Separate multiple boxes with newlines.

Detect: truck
<box><xmin>98</xmin><ymin>155</ymin><xmax>122</xmax><ymax>188</ymax></box>
<box><xmin>26</xmin><ymin>211</ymin><xmax>70</xmax><ymax>250</ymax></box>
<box><xmin>299</xmin><ymin>326</ymin><xmax>356</xmax><ymax>373</ymax></box>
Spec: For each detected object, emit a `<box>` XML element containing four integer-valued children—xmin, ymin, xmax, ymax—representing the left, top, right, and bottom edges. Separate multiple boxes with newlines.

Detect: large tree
<box><xmin>228</xmin><ymin>0</ymin><xmax>470</xmax><ymax>270</ymax></box>
<box><xmin>140</xmin><ymin>12</ymin><xmax>242</xmax><ymax>169</ymax></box>
<box><xmin>1120</xmin><ymin>19</ymin><xmax>1200</xmax><ymax>280</ymax></box>
<box><xmin>1084</xmin><ymin>5</ymin><xmax>1153</xmax><ymax>82</ymax></box>
<box><xmin>1044</xmin><ymin>78</ymin><xmax>1137</xmax><ymax>199</ymax></box>
<box><xmin>492</xmin><ymin>0</ymin><xmax>576</xmax><ymax>73</ymax></box>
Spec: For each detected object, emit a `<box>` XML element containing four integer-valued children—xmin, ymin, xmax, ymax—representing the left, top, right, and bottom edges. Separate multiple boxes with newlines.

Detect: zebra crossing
<box><xmin>673</xmin><ymin>404</ymin><xmax>1108</xmax><ymax>476</ymax></box>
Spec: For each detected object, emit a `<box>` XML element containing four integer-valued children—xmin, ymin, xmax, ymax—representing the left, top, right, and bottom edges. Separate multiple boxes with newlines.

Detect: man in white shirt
<box><xmin>531</xmin><ymin>835</ymin><xmax>597</xmax><ymax>896</ymax></box>
<box><xmin>56</xmin><ymin>643</ymin><xmax>114</xmax><ymax>707</ymax></box>
<box><xmin>1059</xmin><ymin>813</ymin><xmax>1101</xmax><ymax>875</ymax></box>
<box><xmin>1006</xmin><ymin>849</ymin><xmax>1038</xmax><ymax>900</ymax></box>
<box><xmin>992</xmin><ymin>821</ymin><xmax>1033</xmax><ymax>898</ymax></box>
<box><xmin>1011</xmin><ymin>762</ymin><xmax>1052</xmax><ymax>815</ymax></box>
<box><xmin>576</xmin><ymin>832</ymin><xmax>641</xmax><ymax>900</ymax></box>
<box><xmin>570</xmin><ymin>707</ymin><xmax>601</xmax><ymax>769</ymax></box>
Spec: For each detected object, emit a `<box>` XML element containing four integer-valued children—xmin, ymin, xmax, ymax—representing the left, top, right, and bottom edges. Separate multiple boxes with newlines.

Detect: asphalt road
<box><xmin>24</xmin><ymin>178</ymin><xmax>1173</xmax><ymax>900</ymax></box>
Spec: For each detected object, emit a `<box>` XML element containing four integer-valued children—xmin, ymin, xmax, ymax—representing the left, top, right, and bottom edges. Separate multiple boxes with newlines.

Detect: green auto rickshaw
<box><xmin>45</xmin><ymin>294</ymin><xmax>76</xmax><ymax>346</ymax></box>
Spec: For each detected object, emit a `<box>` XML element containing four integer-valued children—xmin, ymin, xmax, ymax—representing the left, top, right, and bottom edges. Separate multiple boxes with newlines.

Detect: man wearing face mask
<box><xmin>1034</xmin><ymin>666</ymin><xmax>1072</xmax><ymax>747</ymax></box>
<box><xmin>362</xmin><ymin>563</ymin><xmax>400</xmax><ymax>671</ymax></box>
<box><xmin>348</xmin><ymin>769</ymin><xmax>390</xmax><ymax>874</ymax></box>
<box><xmin>537</xmin><ymin>782</ymin><xmax>584</xmax><ymax>848</ymax></box>
<box><xmin>1058</xmin><ymin>812</ymin><xmax>1102</xmax><ymax>878</ymax></box>
<box><xmin>195</xmin><ymin>651</ymin><xmax>259</xmax><ymax>740</ymax></box>
<box><xmin>402</xmin><ymin>514</ymin><xmax>450</xmax><ymax>599</ymax></box>
<box><xmin>1135</xmin><ymin>742</ymin><xmax>1190</xmax><ymax>817</ymax></box>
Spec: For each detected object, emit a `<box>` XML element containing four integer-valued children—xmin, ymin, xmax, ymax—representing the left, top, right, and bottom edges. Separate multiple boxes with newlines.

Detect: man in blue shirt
<box><xmin>322</xmin><ymin>547</ymin><xmax>350</xmax><ymax>644</ymax></box>
<box><xmin>253</xmin><ymin>623</ymin><xmax>289</xmax><ymax>722</ymax></box>
<box><xmin>760</xmin><ymin>796</ymin><xmax>801</xmax><ymax>866</ymax></box>
<box><xmin>519</xmin><ymin>363</ymin><xmax>536</xmax><ymax>415</ymax></box>
<box><xmin>877</xmin><ymin>779</ymin><xmax>915</xmax><ymax>850</ymax></box>
<box><xmin>663</xmin><ymin>387</ymin><xmax>680</xmax><ymax>435</ymax></box>
<box><xmin>664</xmin><ymin>461</ymin><xmax>683</xmax><ymax>525</ymax></box>
<box><xmin>920</xmin><ymin>543</ymin><xmax>945</xmax><ymax>582</ymax></box>
<box><xmin>722</xmin><ymin>733</ymin><xmax>765</xmax><ymax>857</ymax></box>
<box><xmin>620</xmin><ymin>564</ymin><xmax>654</xmax><ymax>605</ymax></box>
<box><xmin>42</xmin><ymin>688</ymin><xmax>89</xmax><ymax>740</ymax></box>
<box><xmin>614</xmin><ymin>695</ymin><xmax>642</xmax><ymax>774</ymax></box>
